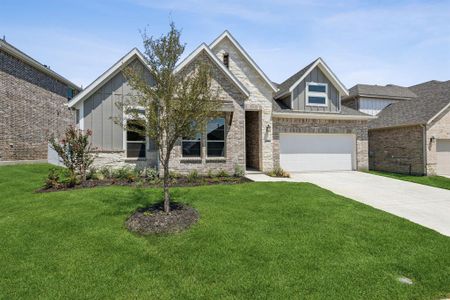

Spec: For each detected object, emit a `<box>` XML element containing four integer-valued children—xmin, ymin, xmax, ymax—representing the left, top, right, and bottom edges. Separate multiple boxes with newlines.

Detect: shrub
<box><xmin>49</xmin><ymin>126</ymin><xmax>95</xmax><ymax>181</ymax></box>
<box><xmin>169</xmin><ymin>171</ymin><xmax>182</xmax><ymax>179</ymax></box>
<box><xmin>233</xmin><ymin>165</ymin><xmax>245</xmax><ymax>177</ymax></box>
<box><xmin>216</xmin><ymin>169</ymin><xmax>229</xmax><ymax>178</ymax></box>
<box><xmin>113</xmin><ymin>166</ymin><xmax>138</xmax><ymax>182</ymax></box>
<box><xmin>45</xmin><ymin>168</ymin><xmax>61</xmax><ymax>189</ymax></box>
<box><xmin>99</xmin><ymin>167</ymin><xmax>113</xmax><ymax>179</ymax></box>
<box><xmin>140</xmin><ymin>167</ymin><xmax>159</xmax><ymax>180</ymax></box>
<box><xmin>207</xmin><ymin>170</ymin><xmax>214</xmax><ymax>178</ymax></box>
<box><xmin>187</xmin><ymin>170</ymin><xmax>199</xmax><ymax>182</ymax></box>
<box><xmin>266</xmin><ymin>167</ymin><xmax>290</xmax><ymax>178</ymax></box>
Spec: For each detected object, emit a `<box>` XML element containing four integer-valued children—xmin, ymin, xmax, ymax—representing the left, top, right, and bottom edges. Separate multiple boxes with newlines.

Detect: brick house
<box><xmin>0</xmin><ymin>39</ymin><xmax>81</xmax><ymax>163</ymax></box>
<box><xmin>67</xmin><ymin>31</ymin><xmax>374</xmax><ymax>174</ymax></box>
<box><xmin>342</xmin><ymin>81</ymin><xmax>450</xmax><ymax>175</ymax></box>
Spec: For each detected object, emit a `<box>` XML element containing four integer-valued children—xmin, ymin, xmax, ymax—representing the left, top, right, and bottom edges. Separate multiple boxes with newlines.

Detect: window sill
<box><xmin>206</xmin><ymin>157</ymin><xmax>226</xmax><ymax>162</ymax></box>
<box><xmin>180</xmin><ymin>157</ymin><xmax>202</xmax><ymax>163</ymax></box>
<box><xmin>125</xmin><ymin>158</ymin><xmax>147</xmax><ymax>162</ymax></box>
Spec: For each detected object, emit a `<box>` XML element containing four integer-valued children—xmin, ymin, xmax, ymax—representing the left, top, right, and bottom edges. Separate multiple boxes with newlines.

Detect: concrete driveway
<box><xmin>247</xmin><ymin>171</ymin><xmax>450</xmax><ymax>236</ymax></box>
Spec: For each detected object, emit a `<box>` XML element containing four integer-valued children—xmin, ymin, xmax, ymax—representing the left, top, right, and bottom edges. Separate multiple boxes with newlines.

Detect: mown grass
<box><xmin>0</xmin><ymin>164</ymin><xmax>449</xmax><ymax>299</ymax></box>
<box><xmin>369</xmin><ymin>170</ymin><xmax>450</xmax><ymax>190</ymax></box>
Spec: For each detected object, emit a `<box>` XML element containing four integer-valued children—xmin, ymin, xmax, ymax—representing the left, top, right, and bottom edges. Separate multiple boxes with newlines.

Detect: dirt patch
<box><xmin>126</xmin><ymin>202</ymin><xmax>200</xmax><ymax>235</ymax></box>
<box><xmin>37</xmin><ymin>176</ymin><xmax>251</xmax><ymax>193</ymax></box>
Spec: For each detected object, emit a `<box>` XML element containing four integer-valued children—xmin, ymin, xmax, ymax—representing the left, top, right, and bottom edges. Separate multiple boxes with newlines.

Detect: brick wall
<box><xmin>0</xmin><ymin>49</ymin><xmax>75</xmax><ymax>161</ymax></box>
<box><xmin>368</xmin><ymin>125</ymin><xmax>425</xmax><ymax>175</ymax></box>
<box><xmin>272</xmin><ymin>117</ymin><xmax>369</xmax><ymax>170</ymax></box>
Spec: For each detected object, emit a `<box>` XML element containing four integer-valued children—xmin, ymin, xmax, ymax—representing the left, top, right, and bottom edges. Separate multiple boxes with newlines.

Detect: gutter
<box><xmin>272</xmin><ymin>112</ymin><xmax>376</xmax><ymax>121</ymax></box>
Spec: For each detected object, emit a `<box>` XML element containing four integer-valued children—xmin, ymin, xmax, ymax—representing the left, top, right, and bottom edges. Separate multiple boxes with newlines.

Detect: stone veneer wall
<box><xmin>245</xmin><ymin>111</ymin><xmax>260</xmax><ymax>169</ymax></box>
<box><xmin>426</xmin><ymin>107</ymin><xmax>450</xmax><ymax>175</ymax></box>
<box><xmin>211</xmin><ymin>37</ymin><xmax>274</xmax><ymax>171</ymax></box>
<box><xmin>272</xmin><ymin>117</ymin><xmax>369</xmax><ymax>170</ymax></box>
<box><xmin>168</xmin><ymin>51</ymin><xmax>247</xmax><ymax>175</ymax></box>
<box><xmin>368</xmin><ymin>125</ymin><xmax>425</xmax><ymax>175</ymax></box>
<box><xmin>0</xmin><ymin>49</ymin><xmax>75</xmax><ymax>161</ymax></box>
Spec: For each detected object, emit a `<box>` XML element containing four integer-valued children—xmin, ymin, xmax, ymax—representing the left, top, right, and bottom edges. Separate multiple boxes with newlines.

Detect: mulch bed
<box><xmin>36</xmin><ymin>176</ymin><xmax>251</xmax><ymax>193</ymax></box>
<box><xmin>126</xmin><ymin>202</ymin><xmax>200</xmax><ymax>235</ymax></box>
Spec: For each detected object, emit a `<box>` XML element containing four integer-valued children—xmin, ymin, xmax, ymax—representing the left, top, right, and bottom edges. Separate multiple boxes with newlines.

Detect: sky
<box><xmin>1</xmin><ymin>0</ymin><xmax>449</xmax><ymax>89</ymax></box>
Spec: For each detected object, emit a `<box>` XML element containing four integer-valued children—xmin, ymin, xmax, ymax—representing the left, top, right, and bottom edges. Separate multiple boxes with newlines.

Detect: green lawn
<box><xmin>369</xmin><ymin>170</ymin><xmax>450</xmax><ymax>190</ymax></box>
<box><xmin>1</xmin><ymin>164</ymin><xmax>449</xmax><ymax>299</ymax></box>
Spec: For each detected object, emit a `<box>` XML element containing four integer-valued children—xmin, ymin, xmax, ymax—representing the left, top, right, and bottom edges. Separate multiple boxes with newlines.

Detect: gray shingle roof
<box><xmin>369</xmin><ymin>80</ymin><xmax>450</xmax><ymax>129</ymax></box>
<box><xmin>272</xmin><ymin>99</ymin><xmax>370</xmax><ymax>117</ymax></box>
<box><xmin>274</xmin><ymin>58</ymin><xmax>319</xmax><ymax>99</ymax></box>
<box><xmin>349</xmin><ymin>84</ymin><xmax>417</xmax><ymax>99</ymax></box>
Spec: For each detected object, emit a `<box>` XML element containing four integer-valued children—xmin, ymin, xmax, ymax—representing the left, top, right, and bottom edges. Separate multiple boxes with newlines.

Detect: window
<box><xmin>182</xmin><ymin>128</ymin><xmax>202</xmax><ymax>157</ymax></box>
<box><xmin>126</xmin><ymin>120</ymin><xmax>146</xmax><ymax>158</ymax></box>
<box><xmin>223</xmin><ymin>53</ymin><xmax>229</xmax><ymax>68</ymax></box>
<box><xmin>207</xmin><ymin>117</ymin><xmax>225</xmax><ymax>157</ymax></box>
<box><xmin>306</xmin><ymin>82</ymin><xmax>328</xmax><ymax>106</ymax></box>
<box><xmin>75</xmin><ymin>109</ymin><xmax>80</xmax><ymax>125</ymax></box>
<box><xmin>67</xmin><ymin>87</ymin><xmax>74</xmax><ymax>100</ymax></box>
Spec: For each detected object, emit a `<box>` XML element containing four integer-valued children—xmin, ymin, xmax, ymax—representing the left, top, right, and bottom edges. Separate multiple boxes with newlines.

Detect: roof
<box><xmin>174</xmin><ymin>43</ymin><xmax>250</xmax><ymax>97</ymax></box>
<box><xmin>272</xmin><ymin>98</ymin><xmax>375</xmax><ymax>120</ymax></box>
<box><xmin>274</xmin><ymin>58</ymin><xmax>349</xmax><ymax>99</ymax></box>
<box><xmin>209</xmin><ymin>30</ymin><xmax>278</xmax><ymax>92</ymax></box>
<box><xmin>68</xmin><ymin>48</ymin><xmax>151</xmax><ymax>108</ymax></box>
<box><xmin>348</xmin><ymin>84</ymin><xmax>417</xmax><ymax>100</ymax></box>
<box><xmin>0</xmin><ymin>39</ymin><xmax>80</xmax><ymax>90</ymax></box>
<box><xmin>69</xmin><ymin>42</ymin><xmax>250</xmax><ymax>108</ymax></box>
<box><xmin>369</xmin><ymin>80</ymin><xmax>450</xmax><ymax>129</ymax></box>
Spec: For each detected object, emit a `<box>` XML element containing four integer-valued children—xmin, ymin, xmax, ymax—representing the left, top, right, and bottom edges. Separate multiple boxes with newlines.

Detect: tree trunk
<box><xmin>163</xmin><ymin>163</ymin><xmax>170</xmax><ymax>213</ymax></box>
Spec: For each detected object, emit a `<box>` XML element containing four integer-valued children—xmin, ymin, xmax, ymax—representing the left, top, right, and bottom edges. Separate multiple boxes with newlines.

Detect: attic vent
<box><xmin>223</xmin><ymin>53</ymin><xmax>229</xmax><ymax>68</ymax></box>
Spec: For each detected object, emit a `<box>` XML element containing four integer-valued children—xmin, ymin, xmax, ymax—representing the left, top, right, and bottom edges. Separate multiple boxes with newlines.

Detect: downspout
<box><xmin>420</xmin><ymin>124</ymin><xmax>427</xmax><ymax>175</ymax></box>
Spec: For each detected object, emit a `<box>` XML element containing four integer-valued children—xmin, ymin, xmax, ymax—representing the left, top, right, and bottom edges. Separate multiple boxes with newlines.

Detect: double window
<box><xmin>181</xmin><ymin>117</ymin><xmax>226</xmax><ymax>158</ymax></box>
<box><xmin>126</xmin><ymin>120</ymin><xmax>146</xmax><ymax>158</ymax></box>
<box><xmin>306</xmin><ymin>82</ymin><xmax>328</xmax><ymax>106</ymax></box>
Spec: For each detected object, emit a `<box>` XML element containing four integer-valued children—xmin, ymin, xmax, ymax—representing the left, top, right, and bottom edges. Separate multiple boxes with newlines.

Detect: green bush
<box><xmin>99</xmin><ymin>167</ymin><xmax>113</xmax><ymax>179</ymax></box>
<box><xmin>233</xmin><ymin>165</ymin><xmax>245</xmax><ymax>177</ymax></box>
<box><xmin>112</xmin><ymin>166</ymin><xmax>138</xmax><ymax>182</ymax></box>
<box><xmin>45</xmin><ymin>168</ymin><xmax>61</xmax><ymax>189</ymax></box>
<box><xmin>140</xmin><ymin>167</ymin><xmax>159</xmax><ymax>180</ymax></box>
<box><xmin>187</xmin><ymin>170</ymin><xmax>199</xmax><ymax>182</ymax></box>
<box><xmin>266</xmin><ymin>167</ymin><xmax>290</xmax><ymax>178</ymax></box>
<box><xmin>216</xmin><ymin>169</ymin><xmax>229</xmax><ymax>178</ymax></box>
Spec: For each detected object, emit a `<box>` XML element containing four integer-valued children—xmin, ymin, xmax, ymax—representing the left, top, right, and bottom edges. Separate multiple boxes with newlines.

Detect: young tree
<box><xmin>122</xmin><ymin>23</ymin><xmax>220</xmax><ymax>212</ymax></box>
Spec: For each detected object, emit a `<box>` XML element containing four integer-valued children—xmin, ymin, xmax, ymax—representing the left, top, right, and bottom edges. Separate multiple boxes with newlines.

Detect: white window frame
<box><xmin>306</xmin><ymin>82</ymin><xmax>328</xmax><ymax>107</ymax></box>
<box><xmin>206</xmin><ymin>117</ymin><xmax>227</xmax><ymax>158</ymax></box>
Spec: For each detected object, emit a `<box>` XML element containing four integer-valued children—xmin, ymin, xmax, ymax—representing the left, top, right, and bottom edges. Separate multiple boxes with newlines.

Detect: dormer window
<box><xmin>223</xmin><ymin>53</ymin><xmax>229</xmax><ymax>68</ymax></box>
<box><xmin>306</xmin><ymin>82</ymin><xmax>328</xmax><ymax>106</ymax></box>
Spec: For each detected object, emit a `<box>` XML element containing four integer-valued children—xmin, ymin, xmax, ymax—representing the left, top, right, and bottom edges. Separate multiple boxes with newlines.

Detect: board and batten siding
<box><xmin>359</xmin><ymin>98</ymin><xmax>397</xmax><ymax>116</ymax></box>
<box><xmin>82</xmin><ymin>58</ymin><xmax>153</xmax><ymax>152</ymax></box>
<box><xmin>291</xmin><ymin>66</ymin><xmax>340</xmax><ymax>112</ymax></box>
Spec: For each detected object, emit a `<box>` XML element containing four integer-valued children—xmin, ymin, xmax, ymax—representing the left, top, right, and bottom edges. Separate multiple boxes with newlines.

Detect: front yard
<box><xmin>1</xmin><ymin>164</ymin><xmax>449</xmax><ymax>299</ymax></box>
<box><xmin>369</xmin><ymin>170</ymin><xmax>450</xmax><ymax>190</ymax></box>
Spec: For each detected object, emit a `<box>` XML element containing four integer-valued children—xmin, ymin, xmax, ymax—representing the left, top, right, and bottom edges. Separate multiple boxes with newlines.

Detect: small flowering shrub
<box><xmin>266</xmin><ymin>167</ymin><xmax>290</xmax><ymax>178</ymax></box>
<box><xmin>49</xmin><ymin>126</ymin><xmax>95</xmax><ymax>181</ymax></box>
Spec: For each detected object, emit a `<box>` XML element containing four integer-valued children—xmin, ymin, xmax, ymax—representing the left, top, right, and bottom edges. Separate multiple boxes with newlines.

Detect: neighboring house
<box><xmin>68</xmin><ymin>31</ymin><xmax>374</xmax><ymax>174</ymax></box>
<box><xmin>0</xmin><ymin>38</ymin><xmax>81</xmax><ymax>163</ymax></box>
<box><xmin>343</xmin><ymin>81</ymin><xmax>450</xmax><ymax>176</ymax></box>
<box><xmin>342</xmin><ymin>84</ymin><xmax>417</xmax><ymax>116</ymax></box>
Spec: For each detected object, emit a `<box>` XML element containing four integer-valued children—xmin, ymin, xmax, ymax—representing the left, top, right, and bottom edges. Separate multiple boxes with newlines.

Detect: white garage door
<box><xmin>280</xmin><ymin>133</ymin><xmax>355</xmax><ymax>172</ymax></box>
<box><xmin>436</xmin><ymin>139</ymin><xmax>450</xmax><ymax>175</ymax></box>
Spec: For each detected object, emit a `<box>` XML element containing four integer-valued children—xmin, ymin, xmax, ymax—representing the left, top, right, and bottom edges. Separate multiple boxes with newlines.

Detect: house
<box><xmin>343</xmin><ymin>81</ymin><xmax>450</xmax><ymax>176</ymax></box>
<box><xmin>0</xmin><ymin>38</ymin><xmax>81</xmax><ymax>163</ymax></box>
<box><xmin>67</xmin><ymin>31</ymin><xmax>374</xmax><ymax>174</ymax></box>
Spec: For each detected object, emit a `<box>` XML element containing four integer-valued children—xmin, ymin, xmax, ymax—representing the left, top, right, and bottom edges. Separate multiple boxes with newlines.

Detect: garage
<box><xmin>279</xmin><ymin>133</ymin><xmax>356</xmax><ymax>172</ymax></box>
<box><xmin>436</xmin><ymin>139</ymin><xmax>450</xmax><ymax>175</ymax></box>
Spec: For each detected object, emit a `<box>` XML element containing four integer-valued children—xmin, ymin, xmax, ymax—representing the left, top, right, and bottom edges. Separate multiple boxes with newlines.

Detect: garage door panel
<box><xmin>279</xmin><ymin>134</ymin><xmax>355</xmax><ymax>172</ymax></box>
<box><xmin>436</xmin><ymin>139</ymin><xmax>450</xmax><ymax>175</ymax></box>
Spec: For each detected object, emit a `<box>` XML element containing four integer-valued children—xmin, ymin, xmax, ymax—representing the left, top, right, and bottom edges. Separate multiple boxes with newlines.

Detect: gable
<box><xmin>179</xmin><ymin>49</ymin><xmax>249</xmax><ymax>105</ymax></box>
<box><xmin>291</xmin><ymin>65</ymin><xmax>341</xmax><ymax>112</ymax></box>
<box><xmin>210</xmin><ymin>31</ymin><xmax>277</xmax><ymax>93</ymax></box>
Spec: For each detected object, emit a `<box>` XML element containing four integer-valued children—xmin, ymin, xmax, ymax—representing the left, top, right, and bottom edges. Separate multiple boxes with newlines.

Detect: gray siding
<box><xmin>83</xmin><ymin>58</ymin><xmax>153</xmax><ymax>152</ymax></box>
<box><xmin>292</xmin><ymin>66</ymin><xmax>340</xmax><ymax>112</ymax></box>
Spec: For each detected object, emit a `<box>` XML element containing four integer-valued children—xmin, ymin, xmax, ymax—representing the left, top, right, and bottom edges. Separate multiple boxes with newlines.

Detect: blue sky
<box><xmin>1</xmin><ymin>0</ymin><xmax>449</xmax><ymax>89</ymax></box>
